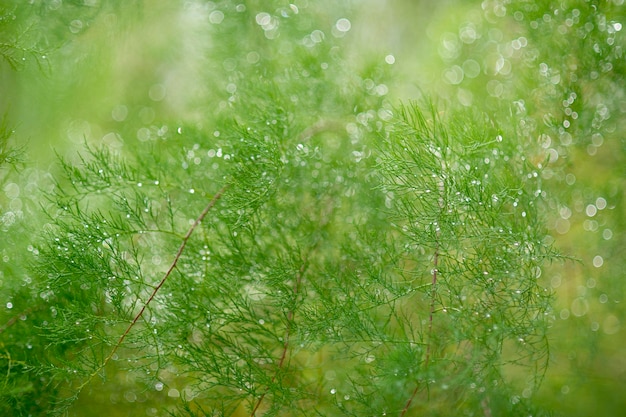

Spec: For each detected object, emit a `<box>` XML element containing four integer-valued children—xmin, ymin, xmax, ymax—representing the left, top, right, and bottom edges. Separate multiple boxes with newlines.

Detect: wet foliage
<box><xmin>1</xmin><ymin>1</ymin><xmax>625</xmax><ymax>416</ymax></box>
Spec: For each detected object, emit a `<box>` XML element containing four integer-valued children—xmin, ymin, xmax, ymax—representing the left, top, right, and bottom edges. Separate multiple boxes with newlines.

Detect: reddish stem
<box><xmin>401</xmin><ymin>181</ymin><xmax>445</xmax><ymax>416</ymax></box>
<box><xmin>82</xmin><ymin>184</ymin><xmax>228</xmax><ymax>386</ymax></box>
<box><xmin>399</xmin><ymin>243</ymin><xmax>439</xmax><ymax>416</ymax></box>
<box><xmin>250</xmin><ymin>258</ymin><xmax>308</xmax><ymax>417</ymax></box>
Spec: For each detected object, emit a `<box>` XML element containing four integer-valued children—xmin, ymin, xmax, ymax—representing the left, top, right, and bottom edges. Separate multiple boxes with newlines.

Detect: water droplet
<box><xmin>256</xmin><ymin>12</ymin><xmax>271</xmax><ymax>26</ymax></box>
<box><xmin>69</xmin><ymin>19</ymin><xmax>83</xmax><ymax>34</ymax></box>
<box><xmin>443</xmin><ymin>65</ymin><xmax>464</xmax><ymax>85</ymax></box>
<box><xmin>603</xmin><ymin>314</ymin><xmax>620</xmax><ymax>335</ymax></box>
<box><xmin>571</xmin><ymin>297</ymin><xmax>589</xmax><ymax>317</ymax></box>
<box><xmin>330</xmin><ymin>388</ymin><xmax>337</xmax><ymax>394</ymax></box>
<box><xmin>124</xmin><ymin>391</ymin><xmax>137</xmax><ymax>402</ymax></box>
<box><xmin>462</xmin><ymin>59</ymin><xmax>481</xmax><ymax>78</ymax></box>
<box><xmin>3</xmin><ymin>182</ymin><xmax>20</xmax><ymax>199</ymax></box>
<box><xmin>209</xmin><ymin>10</ymin><xmax>224</xmax><ymax>24</ymax></box>
<box><xmin>592</xmin><ymin>255</ymin><xmax>604</xmax><ymax>268</ymax></box>
<box><xmin>149</xmin><ymin>84</ymin><xmax>166</xmax><ymax>101</ymax></box>
<box><xmin>247</xmin><ymin>51</ymin><xmax>260</xmax><ymax>63</ymax></box>
<box><xmin>335</xmin><ymin>18</ymin><xmax>351</xmax><ymax>33</ymax></box>
<box><xmin>112</xmin><ymin>105</ymin><xmax>128</xmax><ymax>122</ymax></box>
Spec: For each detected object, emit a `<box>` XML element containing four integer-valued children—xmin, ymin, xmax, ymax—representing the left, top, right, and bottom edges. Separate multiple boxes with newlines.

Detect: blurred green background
<box><xmin>1</xmin><ymin>0</ymin><xmax>625</xmax><ymax>416</ymax></box>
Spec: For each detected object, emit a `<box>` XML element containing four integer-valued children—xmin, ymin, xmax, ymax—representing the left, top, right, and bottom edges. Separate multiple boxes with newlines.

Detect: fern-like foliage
<box><xmin>1</xmin><ymin>2</ymin><xmax>559</xmax><ymax>417</ymax></box>
<box><xmin>25</xmin><ymin>91</ymin><xmax>556</xmax><ymax>417</ymax></box>
<box><xmin>376</xmin><ymin>102</ymin><xmax>555</xmax><ymax>416</ymax></box>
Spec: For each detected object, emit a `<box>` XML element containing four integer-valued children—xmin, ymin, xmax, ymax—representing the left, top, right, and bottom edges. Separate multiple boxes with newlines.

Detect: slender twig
<box><xmin>250</xmin><ymin>257</ymin><xmax>309</xmax><ymax>417</ymax></box>
<box><xmin>400</xmin><ymin>179</ymin><xmax>445</xmax><ymax>417</ymax></box>
<box><xmin>77</xmin><ymin>184</ymin><xmax>229</xmax><ymax>391</ymax></box>
<box><xmin>399</xmin><ymin>243</ymin><xmax>439</xmax><ymax>417</ymax></box>
<box><xmin>425</xmin><ymin>249</ymin><xmax>439</xmax><ymax>367</ymax></box>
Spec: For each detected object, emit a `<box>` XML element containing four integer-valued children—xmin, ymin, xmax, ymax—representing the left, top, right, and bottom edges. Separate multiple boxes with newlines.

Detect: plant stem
<box><xmin>399</xmin><ymin>243</ymin><xmax>439</xmax><ymax>417</ymax></box>
<box><xmin>250</xmin><ymin>257</ymin><xmax>309</xmax><ymax>417</ymax></box>
<box><xmin>79</xmin><ymin>184</ymin><xmax>228</xmax><ymax>390</ymax></box>
<box><xmin>400</xmin><ymin>179</ymin><xmax>444</xmax><ymax>416</ymax></box>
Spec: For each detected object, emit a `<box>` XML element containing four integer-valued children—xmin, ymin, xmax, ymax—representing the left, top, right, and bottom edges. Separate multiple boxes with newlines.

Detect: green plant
<box><xmin>8</xmin><ymin>0</ymin><xmax>626</xmax><ymax>416</ymax></box>
<box><xmin>20</xmin><ymin>97</ymin><xmax>554</xmax><ymax>417</ymax></box>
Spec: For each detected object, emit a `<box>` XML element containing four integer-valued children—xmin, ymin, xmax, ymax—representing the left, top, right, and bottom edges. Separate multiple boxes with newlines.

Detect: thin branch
<box><xmin>399</xmin><ymin>243</ymin><xmax>438</xmax><ymax>417</ymax></box>
<box><xmin>77</xmin><ymin>184</ymin><xmax>229</xmax><ymax>391</ymax></box>
<box><xmin>250</xmin><ymin>193</ymin><xmax>334</xmax><ymax>415</ymax></box>
<box><xmin>250</xmin><ymin>256</ymin><xmax>310</xmax><ymax>417</ymax></box>
<box><xmin>400</xmin><ymin>179</ymin><xmax>445</xmax><ymax>417</ymax></box>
